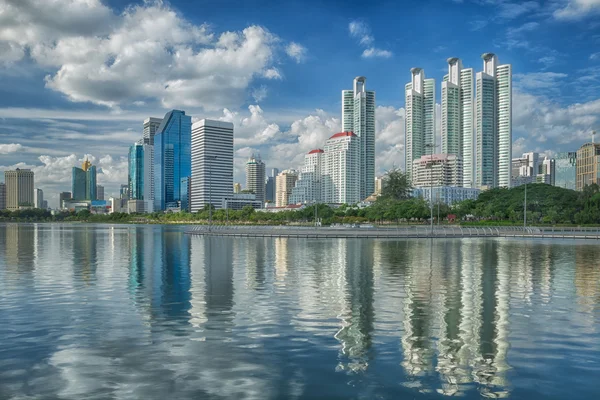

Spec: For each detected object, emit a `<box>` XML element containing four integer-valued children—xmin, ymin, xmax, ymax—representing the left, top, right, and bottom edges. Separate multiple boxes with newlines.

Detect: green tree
<box><xmin>379</xmin><ymin>168</ymin><xmax>411</xmax><ymax>201</ymax></box>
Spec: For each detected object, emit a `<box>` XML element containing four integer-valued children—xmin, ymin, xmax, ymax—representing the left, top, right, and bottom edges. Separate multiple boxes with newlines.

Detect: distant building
<box><xmin>342</xmin><ymin>76</ymin><xmax>375</xmax><ymax>200</ymax></box>
<box><xmin>411</xmin><ymin>154</ymin><xmax>463</xmax><ymax>188</ymax></box>
<box><xmin>59</xmin><ymin>192</ymin><xmax>72</xmax><ymax>209</ymax></box>
<box><xmin>538</xmin><ymin>157</ymin><xmax>555</xmax><ymax>185</ymax></box>
<box><xmin>128</xmin><ymin>143</ymin><xmax>154</xmax><ymax>212</ymax></box>
<box><xmin>276</xmin><ymin>169</ymin><xmax>299</xmax><ymax>207</ymax></box>
<box><xmin>222</xmin><ymin>193</ymin><xmax>262</xmax><ymax>210</ymax></box>
<box><xmin>191</xmin><ymin>119</ymin><xmax>234</xmax><ymax>213</ymax></box>
<box><xmin>96</xmin><ymin>184</ymin><xmax>104</xmax><ymax>200</ymax></box>
<box><xmin>233</xmin><ymin>183</ymin><xmax>242</xmax><ymax>194</ymax></box>
<box><xmin>554</xmin><ymin>152</ymin><xmax>577</xmax><ymax>190</ymax></box>
<box><xmin>0</xmin><ymin>182</ymin><xmax>5</xmax><ymax>210</ymax></box>
<box><xmin>127</xmin><ymin>200</ymin><xmax>148</xmax><ymax>214</ymax></box>
<box><xmin>4</xmin><ymin>169</ymin><xmax>34</xmax><ymax>211</ymax></box>
<box><xmin>265</xmin><ymin>168</ymin><xmax>279</xmax><ymax>203</ymax></box>
<box><xmin>180</xmin><ymin>177</ymin><xmax>191</xmax><ymax>212</ymax></box>
<box><xmin>374</xmin><ymin>176</ymin><xmax>384</xmax><ymax>195</ymax></box>
<box><xmin>143</xmin><ymin>117</ymin><xmax>163</xmax><ymax>145</ymax></box>
<box><xmin>290</xmin><ymin>149</ymin><xmax>324</xmax><ymax>204</ymax></box>
<box><xmin>41</xmin><ymin>200</ymin><xmax>48</xmax><ymax>209</ymax></box>
<box><xmin>576</xmin><ymin>143</ymin><xmax>600</xmax><ymax>191</ymax></box>
<box><xmin>120</xmin><ymin>184</ymin><xmax>129</xmax><ymax>200</ymax></box>
<box><xmin>34</xmin><ymin>188</ymin><xmax>44</xmax><ymax>209</ymax></box>
<box><xmin>72</xmin><ymin>159</ymin><xmax>97</xmax><ymax>200</ymax></box>
<box><xmin>246</xmin><ymin>155</ymin><xmax>266</xmax><ymax>207</ymax></box>
<box><xmin>413</xmin><ymin>186</ymin><xmax>480</xmax><ymax>205</ymax></box>
<box><xmin>322</xmin><ymin>132</ymin><xmax>360</xmax><ymax>204</ymax></box>
<box><xmin>153</xmin><ymin>110</ymin><xmax>191</xmax><ymax>211</ymax></box>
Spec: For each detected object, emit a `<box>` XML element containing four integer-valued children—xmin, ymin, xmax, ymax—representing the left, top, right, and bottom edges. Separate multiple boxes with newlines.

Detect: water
<box><xmin>1</xmin><ymin>224</ymin><xmax>599</xmax><ymax>399</ymax></box>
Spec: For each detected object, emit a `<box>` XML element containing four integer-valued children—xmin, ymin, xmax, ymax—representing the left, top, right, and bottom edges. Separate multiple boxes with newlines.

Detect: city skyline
<box><xmin>1</xmin><ymin>0</ymin><xmax>599</xmax><ymax>206</ymax></box>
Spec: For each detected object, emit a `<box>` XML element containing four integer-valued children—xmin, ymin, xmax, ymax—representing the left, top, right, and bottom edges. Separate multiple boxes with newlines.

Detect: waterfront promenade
<box><xmin>187</xmin><ymin>225</ymin><xmax>600</xmax><ymax>240</ymax></box>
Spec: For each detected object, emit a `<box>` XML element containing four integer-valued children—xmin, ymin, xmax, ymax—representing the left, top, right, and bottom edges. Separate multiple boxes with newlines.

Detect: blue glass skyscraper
<box><xmin>129</xmin><ymin>144</ymin><xmax>144</xmax><ymax>199</ymax></box>
<box><xmin>153</xmin><ymin>110</ymin><xmax>191</xmax><ymax>211</ymax></box>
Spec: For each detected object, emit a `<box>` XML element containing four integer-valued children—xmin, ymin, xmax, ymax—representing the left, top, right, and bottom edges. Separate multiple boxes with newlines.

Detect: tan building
<box><xmin>375</xmin><ymin>176</ymin><xmax>384</xmax><ymax>195</ymax></box>
<box><xmin>233</xmin><ymin>182</ymin><xmax>242</xmax><ymax>194</ymax></box>
<box><xmin>411</xmin><ymin>154</ymin><xmax>463</xmax><ymax>188</ymax></box>
<box><xmin>576</xmin><ymin>143</ymin><xmax>600</xmax><ymax>191</ymax></box>
<box><xmin>276</xmin><ymin>169</ymin><xmax>299</xmax><ymax>207</ymax></box>
<box><xmin>4</xmin><ymin>169</ymin><xmax>34</xmax><ymax>211</ymax></box>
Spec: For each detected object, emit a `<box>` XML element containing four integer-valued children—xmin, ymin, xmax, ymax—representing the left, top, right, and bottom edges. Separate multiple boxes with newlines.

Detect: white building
<box><xmin>34</xmin><ymin>188</ymin><xmax>44</xmax><ymax>209</ymax></box>
<box><xmin>405</xmin><ymin>68</ymin><xmax>436</xmax><ymax>183</ymax></box>
<box><xmin>412</xmin><ymin>186</ymin><xmax>480</xmax><ymax>205</ymax></box>
<box><xmin>191</xmin><ymin>119</ymin><xmax>234</xmax><ymax>213</ymax></box>
<box><xmin>290</xmin><ymin>149</ymin><xmax>324</xmax><ymax>204</ymax></box>
<box><xmin>411</xmin><ymin>154</ymin><xmax>463</xmax><ymax>188</ymax></box>
<box><xmin>441</xmin><ymin>58</ymin><xmax>474</xmax><ymax>187</ymax></box>
<box><xmin>245</xmin><ymin>155</ymin><xmax>266</xmax><ymax>207</ymax></box>
<box><xmin>222</xmin><ymin>193</ymin><xmax>262</xmax><ymax>210</ymax></box>
<box><xmin>323</xmin><ymin>132</ymin><xmax>360</xmax><ymax>204</ymax></box>
<box><xmin>475</xmin><ymin>53</ymin><xmax>512</xmax><ymax>188</ymax></box>
<box><xmin>342</xmin><ymin>76</ymin><xmax>375</xmax><ymax>200</ymax></box>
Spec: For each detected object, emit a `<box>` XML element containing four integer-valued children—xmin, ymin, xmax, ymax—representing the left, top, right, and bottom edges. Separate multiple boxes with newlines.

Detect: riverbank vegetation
<box><xmin>3</xmin><ymin>172</ymin><xmax>600</xmax><ymax>226</ymax></box>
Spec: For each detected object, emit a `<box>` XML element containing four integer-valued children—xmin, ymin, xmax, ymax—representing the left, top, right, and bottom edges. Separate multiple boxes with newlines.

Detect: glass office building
<box><xmin>129</xmin><ymin>144</ymin><xmax>144</xmax><ymax>199</ymax></box>
<box><xmin>72</xmin><ymin>161</ymin><xmax>97</xmax><ymax>201</ymax></box>
<box><xmin>555</xmin><ymin>152</ymin><xmax>577</xmax><ymax>190</ymax></box>
<box><xmin>153</xmin><ymin>110</ymin><xmax>191</xmax><ymax>211</ymax></box>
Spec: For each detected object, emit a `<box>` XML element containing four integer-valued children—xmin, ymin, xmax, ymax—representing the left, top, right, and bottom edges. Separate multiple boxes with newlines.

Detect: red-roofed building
<box><xmin>322</xmin><ymin>129</ymin><xmax>360</xmax><ymax>204</ymax></box>
<box><xmin>290</xmin><ymin>148</ymin><xmax>325</xmax><ymax>204</ymax></box>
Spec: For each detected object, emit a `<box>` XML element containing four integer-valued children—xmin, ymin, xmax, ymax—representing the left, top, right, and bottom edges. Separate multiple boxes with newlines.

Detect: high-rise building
<box><xmin>405</xmin><ymin>68</ymin><xmax>436</xmax><ymax>183</ymax></box>
<box><xmin>190</xmin><ymin>119</ymin><xmax>234</xmax><ymax>213</ymax></box>
<box><xmin>153</xmin><ymin>110</ymin><xmax>191</xmax><ymax>211</ymax></box>
<box><xmin>34</xmin><ymin>188</ymin><xmax>44</xmax><ymax>209</ymax></box>
<box><xmin>536</xmin><ymin>157</ymin><xmax>555</xmax><ymax>185</ymax></box>
<box><xmin>4</xmin><ymin>169</ymin><xmax>34</xmax><ymax>211</ymax></box>
<box><xmin>276</xmin><ymin>169</ymin><xmax>299</xmax><ymax>207</ymax></box>
<box><xmin>342</xmin><ymin>76</ymin><xmax>375</xmax><ymax>200</ymax></box>
<box><xmin>120</xmin><ymin>184</ymin><xmax>130</xmax><ymax>200</ymax></box>
<box><xmin>441</xmin><ymin>58</ymin><xmax>474</xmax><ymax>187</ymax></box>
<box><xmin>143</xmin><ymin>117</ymin><xmax>163</xmax><ymax>145</ymax></box>
<box><xmin>96</xmin><ymin>185</ymin><xmax>104</xmax><ymax>200</ymax></box>
<box><xmin>375</xmin><ymin>176</ymin><xmax>384</xmax><ymax>195</ymax></box>
<box><xmin>0</xmin><ymin>182</ymin><xmax>5</xmax><ymax>210</ymax></box>
<box><xmin>233</xmin><ymin>183</ymin><xmax>242</xmax><ymax>194</ymax></box>
<box><xmin>576</xmin><ymin>143</ymin><xmax>600</xmax><ymax>191</ymax></box>
<box><xmin>323</xmin><ymin>132</ymin><xmax>360</xmax><ymax>204</ymax></box>
<box><xmin>290</xmin><ymin>149</ymin><xmax>324</xmax><ymax>204</ymax></box>
<box><xmin>245</xmin><ymin>155</ymin><xmax>266</xmax><ymax>207</ymax></box>
<box><xmin>554</xmin><ymin>152</ymin><xmax>577</xmax><ymax>190</ymax></box>
<box><xmin>265</xmin><ymin>168</ymin><xmax>279</xmax><ymax>203</ymax></box>
<box><xmin>59</xmin><ymin>192</ymin><xmax>71</xmax><ymax>209</ymax></box>
<box><xmin>180</xmin><ymin>177</ymin><xmax>191</xmax><ymax>212</ymax></box>
<box><xmin>411</xmin><ymin>154</ymin><xmax>463</xmax><ymax>188</ymax></box>
<box><xmin>72</xmin><ymin>159</ymin><xmax>97</xmax><ymax>200</ymax></box>
<box><xmin>511</xmin><ymin>152</ymin><xmax>539</xmax><ymax>187</ymax></box>
<box><xmin>475</xmin><ymin>53</ymin><xmax>512</xmax><ymax>188</ymax></box>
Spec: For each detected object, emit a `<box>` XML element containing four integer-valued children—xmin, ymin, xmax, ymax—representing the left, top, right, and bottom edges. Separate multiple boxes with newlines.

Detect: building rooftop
<box><xmin>329</xmin><ymin>131</ymin><xmax>356</xmax><ymax>139</ymax></box>
<box><xmin>308</xmin><ymin>149</ymin><xmax>324</xmax><ymax>154</ymax></box>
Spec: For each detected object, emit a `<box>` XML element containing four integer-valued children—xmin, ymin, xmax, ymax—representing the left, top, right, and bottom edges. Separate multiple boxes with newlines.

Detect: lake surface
<box><xmin>1</xmin><ymin>224</ymin><xmax>599</xmax><ymax>399</ymax></box>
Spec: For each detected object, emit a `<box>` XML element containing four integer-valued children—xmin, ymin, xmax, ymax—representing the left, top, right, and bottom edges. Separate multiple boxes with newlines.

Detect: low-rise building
<box><xmin>412</xmin><ymin>186</ymin><xmax>480</xmax><ymax>205</ymax></box>
<box><xmin>222</xmin><ymin>193</ymin><xmax>262</xmax><ymax>210</ymax></box>
<box><xmin>412</xmin><ymin>154</ymin><xmax>463</xmax><ymax>188</ymax></box>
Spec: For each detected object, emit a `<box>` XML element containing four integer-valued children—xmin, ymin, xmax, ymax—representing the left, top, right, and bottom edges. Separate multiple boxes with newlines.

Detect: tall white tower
<box><xmin>342</xmin><ymin>76</ymin><xmax>375</xmax><ymax>200</ymax></box>
<box><xmin>441</xmin><ymin>58</ymin><xmax>474</xmax><ymax>187</ymax></box>
<box><xmin>405</xmin><ymin>68</ymin><xmax>436</xmax><ymax>182</ymax></box>
<box><xmin>191</xmin><ymin>119</ymin><xmax>234</xmax><ymax>212</ymax></box>
<box><xmin>475</xmin><ymin>53</ymin><xmax>512</xmax><ymax>188</ymax></box>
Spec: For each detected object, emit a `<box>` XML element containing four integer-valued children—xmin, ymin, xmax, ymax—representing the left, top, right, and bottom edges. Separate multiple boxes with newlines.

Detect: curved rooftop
<box><xmin>410</xmin><ymin>67</ymin><xmax>422</xmax><ymax>74</ymax></box>
<box><xmin>447</xmin><ymin>57</ymin><xmax>460</xmax><ymax>64</ymax></box>
<box><xmin>329</xmin><ymin>131</ymin><xmax>356</xmax><ymax>139</ymax></box>
<box><xmin>308</xmin><ymin>149</ymin><xmax>324</xmax><ymax>154</ymax></box>
<box><xmin>481</xmin><ymin>52</ymin><xmax>496</xmax><ymax>60</ymax></box>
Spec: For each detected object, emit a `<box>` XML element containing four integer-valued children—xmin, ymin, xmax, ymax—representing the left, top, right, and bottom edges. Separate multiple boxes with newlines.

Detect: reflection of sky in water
<box><xmin>1</xmin><ymin>224</ymin><xmax>599</xmax><ymax>399</ymax></box>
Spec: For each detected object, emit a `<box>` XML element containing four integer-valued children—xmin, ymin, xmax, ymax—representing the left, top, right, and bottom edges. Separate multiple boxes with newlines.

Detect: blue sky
<box><xmin>1</xmin><ymin>0</ymin><xmax>599</xmax><ymax>206</ymax></box>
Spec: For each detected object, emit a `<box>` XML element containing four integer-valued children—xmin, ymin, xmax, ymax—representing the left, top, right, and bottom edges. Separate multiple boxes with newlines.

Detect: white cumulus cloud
<box><xmin>554</xmin><ymin>0</ymin><xmax>600</xmax><ymax>19</ymax></box>
<box><xmin>0</xmin><ymin>143</ymin><xmax>23</xmax><ymax>154</ymax></box>
<box><xmin>348</xmin><ymin>20</ymin><xmax>392</xmax><ymax>59</ymax></box>
<box><xmin>285</xmin><ymin>42</ymin><xmax>307</xmax><ymax>63</ymax></box>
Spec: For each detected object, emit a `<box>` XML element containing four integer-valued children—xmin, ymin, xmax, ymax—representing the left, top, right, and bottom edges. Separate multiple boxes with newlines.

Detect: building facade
<box><xmin>143</xmin><ymin>117</ymin><xmax>163</xmax><ymax>145</ymax></box>
<box><xmin>153</xmin><ymin>110</ymin><xmax>191</xmax><ymax>211</ymax></box>
<box><xmin>576</xmin><ymin>143</ymin><xmax>600</xmax><ymax>191</ymax></box>
<box><xmin>412</xmin><ymin>186</ymin><xmax>480</xmax><ymax>205</ymax></box>
<box><xmin>322</xmin><ymin>132</ymin><xmax>360</xmax><ymax>204</ymax></box>
<box><xmin>554</xmin><ymin>152</ymin><xmax>577</xmax><ymax>190</ymax></box>
<box><xmin>265</xmin><ymin>168</ymin><xmax>279</xmax><ymax>203</ymax></box>
<box><xmin>233</xmin><ymin>183</ymin><xmax>242</xmax><ymax>194</ymax></box>
<box><xmin>190</xmin><ymin>119</ymin><xmax>234</xmax><ymax>213</ymax></box>
<box><xmin>96</xmin><ymin>185</ymin><xmax>104</xmax><ymax>201</ymax></box>
<box><xmin>59</xmin><ymin>192</ymin><xmax>71</xmax><ymax>209</ymax></box>
<box><xmin>290</xmin><ymin>149</ymin><xmax>324</xmax><ymax>204</ymax></box>
<box><xmin>72</xmin><ymin>159</ymin><xmax>97</xmax><ymax>201</ymax></box>
<box><xmin>475</xmin><ymin>53</ymin><xmax>512</xmax><ymax>188</ymax></box>
<box><xmin>4</xmin><ymin>169</ymin><xmax>34</xmax><ymax>211</ymax></box>
<box><xmin>342</xmin><ymin>76</ymin><xmax>375</xmax><ymax>200</ymax></box>
<box><xmin>441</xmin><ymin>58</ymin><xmax>474</xmax><ymax>187</ymax></box>
<box><xmin>276</xmin><ymin>169</ymin><xmax>299</xmax><ymax>207</ymax></box>
<box><xmin>34</xmin><ymin>188</ymin><xmax>44</xmax><ymax>209</ymax></box>
<box><xmin>0</xmin><ymin>182</ymin><xmax>5</xmax><ymax>210</ymax></box>
<box><xmin>411</xmin><ymin>154</ymin><xmax>463</xmax><ymax>188</ymax></box>
<box><xmin>405</xmin><ymin>68</ymin><xmax>436</xmax><ymax>183</ymax></box>
<box><xmin>222</xmin><ymin>193</ymin><xmax>262</xmax><ymax>210</ymax></box>
<box><xmin>245</xmin><ymin>155</ymin><xmax>266</xmax><ymax>207</ymax></box>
